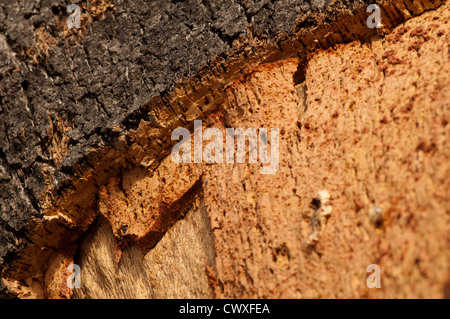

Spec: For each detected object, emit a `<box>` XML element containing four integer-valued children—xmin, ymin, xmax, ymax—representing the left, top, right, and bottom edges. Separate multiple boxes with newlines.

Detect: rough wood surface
<box><xmin>0</xmin><ymin>0</ymin><xmax>447</xmax><ymax>298</ymax></box>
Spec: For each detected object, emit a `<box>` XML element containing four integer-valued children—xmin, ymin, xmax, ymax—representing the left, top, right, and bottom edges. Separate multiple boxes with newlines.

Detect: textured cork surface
<box><xmin>0</xmin><ymin>0</ymin><xmax>448</xmax><ymax>298</ymax></box>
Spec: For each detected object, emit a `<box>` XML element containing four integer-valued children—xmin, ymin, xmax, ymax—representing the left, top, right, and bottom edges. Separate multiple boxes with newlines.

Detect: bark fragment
<box><xmin>0</xmin><ymin>0</ymin><xmax>448</xmax><ymax>298</ymax></box>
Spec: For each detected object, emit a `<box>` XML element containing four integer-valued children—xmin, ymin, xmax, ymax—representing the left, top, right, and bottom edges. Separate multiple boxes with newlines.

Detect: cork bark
<box><xmin>0</xmin><ymin>0</ymin><xmax>448</xmax><ymax>298</ymax></box>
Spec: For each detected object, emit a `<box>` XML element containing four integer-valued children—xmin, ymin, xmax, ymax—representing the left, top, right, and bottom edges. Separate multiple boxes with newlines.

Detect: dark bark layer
<box><xmin>0</xmin><ymin>0</ymin><xmax>444</xmax><ymax>297</ymax></box>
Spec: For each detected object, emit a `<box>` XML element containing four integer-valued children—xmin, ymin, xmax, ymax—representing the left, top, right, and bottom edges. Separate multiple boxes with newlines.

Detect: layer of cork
<box><xmin>2</xmin><ymin>0</ymin><xmax>449</xmax><ymax>298</ymax></box>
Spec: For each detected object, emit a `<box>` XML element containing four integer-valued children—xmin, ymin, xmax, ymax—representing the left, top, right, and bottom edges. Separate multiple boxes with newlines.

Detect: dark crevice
<box><xmin>293</xmin><ymin>59</ymin><xmax>307</xmax><ymax>85</ymax></box>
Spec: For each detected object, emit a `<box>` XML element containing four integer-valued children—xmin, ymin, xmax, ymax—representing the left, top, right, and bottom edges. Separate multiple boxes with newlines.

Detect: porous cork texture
<box><xmin>74</xmin><ymin>4</ymin><xmax>448</xmax><ymax>299</ymax></box>
<box><xmin>1</xmin><ymin>1</ymin><xmax>449</xmax><ymax>299</ymax></box>
<box><xmin>206</xmin><ymin>3</ymin><xmax>450</xmax><ymax>298</ymax></box>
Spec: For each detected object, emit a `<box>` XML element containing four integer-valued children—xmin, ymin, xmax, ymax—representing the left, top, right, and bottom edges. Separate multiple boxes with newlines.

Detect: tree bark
<box><xmin>0</xmin><ymin>0</ymin><xmax>447</xmax><ymax>298</ymax></box>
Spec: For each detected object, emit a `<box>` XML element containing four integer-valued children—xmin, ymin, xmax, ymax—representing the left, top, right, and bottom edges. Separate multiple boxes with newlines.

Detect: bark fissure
<box><xmin>0</xmin><ymin>0</ymin><xmax>447</xmax><ymax>298</ymax></box>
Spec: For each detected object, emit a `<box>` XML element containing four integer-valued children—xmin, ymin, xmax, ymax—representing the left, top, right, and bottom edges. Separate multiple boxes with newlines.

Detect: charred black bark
<box><xmin>0</xmin><ymin>0</ymin><xmax>442</xmax><ymax>297</ymax></box>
